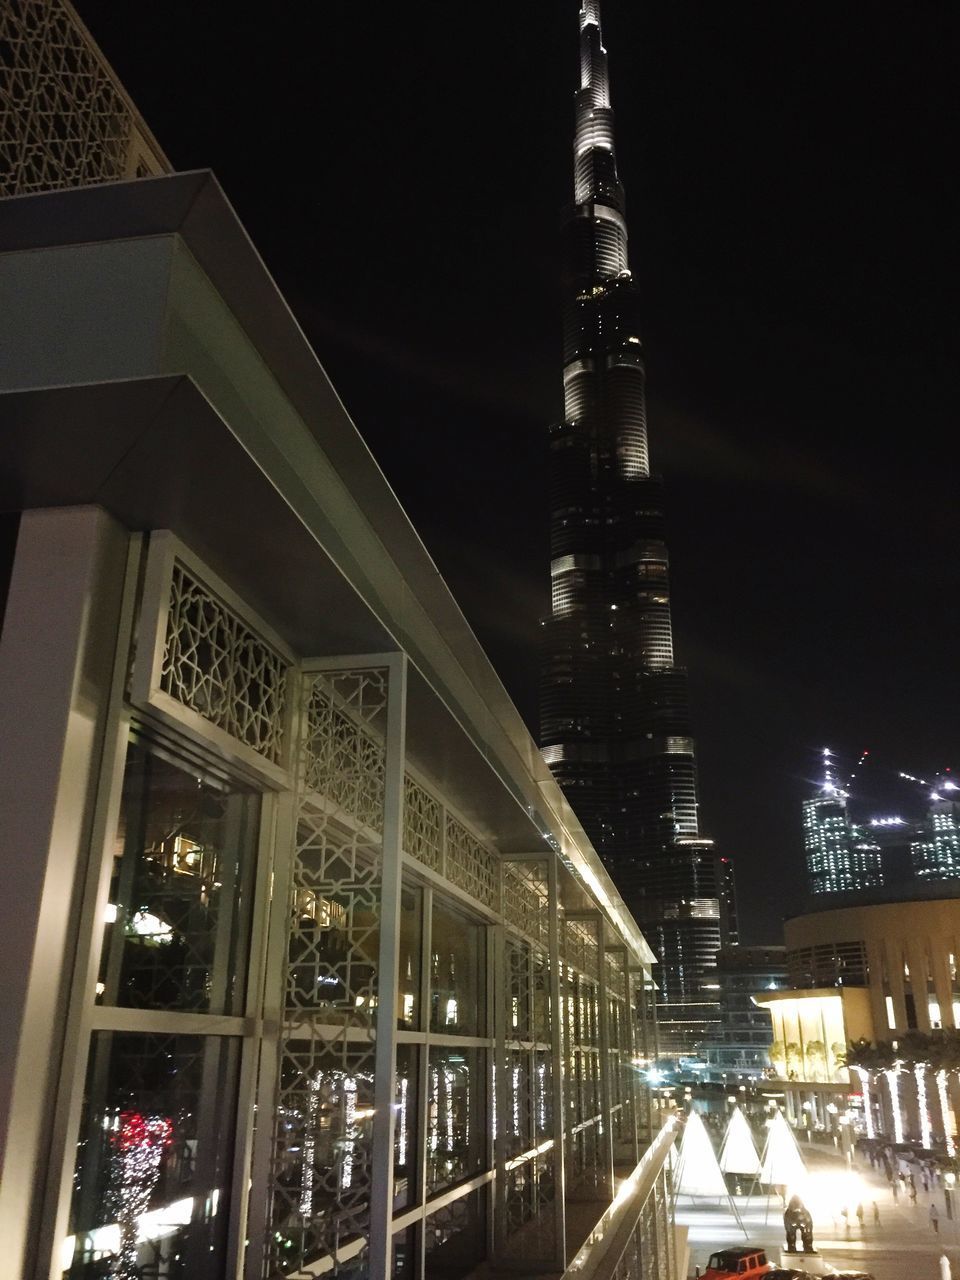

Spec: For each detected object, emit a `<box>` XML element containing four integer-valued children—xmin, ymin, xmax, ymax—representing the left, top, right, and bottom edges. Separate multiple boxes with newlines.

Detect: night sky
<box><xmin>74</xmin><ymin>1</ymin><xmax>959</xmax><ymax>941</ymax></box>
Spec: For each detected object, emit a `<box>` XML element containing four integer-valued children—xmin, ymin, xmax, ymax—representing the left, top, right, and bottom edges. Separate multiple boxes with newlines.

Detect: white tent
<box><xmin>673</xmin><ymin>1110</ymin><xmax>729</xmax><ymax>1198</ymax></box>
<box><xmin>757</xmin><ymin>1110</ymin><xmax>808</xmax><ymax>1197</ymax></box>
<box><xmin>672</xmin><ymin>1110</ymin><xmax>748</xmax><ymax>1237</ymax></box>
<box><xmin>719</xmin><ymin>1106</ymin><xmax>761</xmax><ymax>1177</ymax></box>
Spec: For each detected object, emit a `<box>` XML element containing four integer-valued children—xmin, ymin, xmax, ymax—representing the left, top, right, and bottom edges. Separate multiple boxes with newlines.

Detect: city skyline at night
<box><xmin>66</xmin><ymin>0</ymin><xmax>960</xmax><ymax>941</ymax></box>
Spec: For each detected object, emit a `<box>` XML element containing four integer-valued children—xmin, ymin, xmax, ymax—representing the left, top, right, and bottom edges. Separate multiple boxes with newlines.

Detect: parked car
<box><xmin>763</xmin><ymin>1271</ymin><xmax>875</xmax><ymax>1280</ymax></box>
<box><xmin>700</xmin><ymin>1248</ymin><xmax>773</xmax><ymax>1279</ymax></box>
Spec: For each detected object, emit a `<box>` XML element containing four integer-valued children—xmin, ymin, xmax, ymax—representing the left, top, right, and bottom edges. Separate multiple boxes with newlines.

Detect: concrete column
<box><xmin>0</xmin><ymin>506</ymin><xmax>128</xmax><ymax>1279</ymax></box>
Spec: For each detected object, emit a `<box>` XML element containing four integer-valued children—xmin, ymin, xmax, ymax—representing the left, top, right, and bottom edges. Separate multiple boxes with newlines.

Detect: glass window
<box><xmin>426</xmin><ymin>1047</ymin><xmax>485</xmax><ymax>1194</ymax></box>
<box><xmin>65</xmin><ymin>1031</ymin><xmax>239</xmax><ymax>1278</ymax></box>
<box><xmin>271</xmin><ymin>1040</ymin><xmax>376</xmax><ymax>1264</ymax></box>
<box><xmin>424</xmin><ymin>1187</ymin><xmax>486</xmax><ymax>1279</ymax></box>
<box><xmin>430</xmin><ymin>900</ymin><xmax>484</xmax><ymax>1037</ymax></box>
<box><xmin>394</xmin><ymin>1045</ymin><xmax>418</xmax><ymax>1210</ymax></box>
<box><xmin>288</xmin><ymin>811</ymin><xmax>380</xmax><ymax>1025</ymax></box>
<box><xmin>398</xmin><ymin>886</ymin><xmax>422</xmax><ymax>1030</ymax></box>
<box><xmin>98</xmin><ymin>738</ymin><xmax>260</xmax><ymax>1015</ymax></box>
<box><xmin>392</xmin><ymin>1225</ymin><xmax>417</xmax><ymax>1277</ymax></box>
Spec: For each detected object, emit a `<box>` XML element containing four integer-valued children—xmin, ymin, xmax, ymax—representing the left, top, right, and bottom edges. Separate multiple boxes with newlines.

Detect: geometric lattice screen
<box><xmin>160</xmin><ymin>560</ymin><xmax>289</xmax><ymax>767</ymax></box>
<box><xmin>0</xmin><ymin>0</ymin><xmax>169</xmax><ymax>196</ymax></box>
<box><xmin>268</xmin><ymin>668</ymin><xmax>389</xmax><ymax>1278</ymax></box>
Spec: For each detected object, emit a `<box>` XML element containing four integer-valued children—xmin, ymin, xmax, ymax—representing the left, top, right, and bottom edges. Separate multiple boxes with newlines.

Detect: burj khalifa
<box><xmin>540</xmin><ymin>0</ymin><xmax>734</xmax><ymax>1058</ymax></box>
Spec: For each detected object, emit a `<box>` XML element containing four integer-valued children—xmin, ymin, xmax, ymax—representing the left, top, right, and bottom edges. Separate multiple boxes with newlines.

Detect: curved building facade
<box><xmin>541</xmin><ymin>0</ymin><xmax>730</xmax><ymax>1058</ymax></box>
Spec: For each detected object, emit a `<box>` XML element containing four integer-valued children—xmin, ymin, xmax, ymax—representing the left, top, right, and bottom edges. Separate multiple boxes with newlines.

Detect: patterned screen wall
<box><xmin>160</xmin><ymin>561</ymin><xmax>289</xmax><ymax>766</ymax></box>
<box><xmin>269</xmin><ymin>667</ymin><xmax>388</xmax><ymax>1277</ymax></box>
<box><xmin>1</xmin><ymin>0</ymin><xmax>170</xmax><ymax>196</ymax></box>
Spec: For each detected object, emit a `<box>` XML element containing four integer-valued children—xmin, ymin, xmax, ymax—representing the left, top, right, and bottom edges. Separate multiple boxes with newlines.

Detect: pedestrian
<box><xmin>872</xmin><ymin>1200</ymin><xmax>880</xmax><ymax>1225</ymax></box>
<box><xmin>931</xmin><ymin>1203</ymin><xmax>940</xmax><ymax>1234</ymax></box>
<box><xmin>909</xmin><ymin>1179</ymin><xmax>918</xmax><ymax>1205</ymax></box>
<box><xmin>892</xmin><ymin>1179</ymin><xmax>899</xmax><ymax>1202</ymax></box>
<box><xmin>855</xmin><ymin>1203</ymin><xmax>864</xmax><ymax>1229</ymax></box>
<box><xmin>841</xmin><ymin>1205</ymin><xmax>849</xmax><ymax>1234</ymax></box>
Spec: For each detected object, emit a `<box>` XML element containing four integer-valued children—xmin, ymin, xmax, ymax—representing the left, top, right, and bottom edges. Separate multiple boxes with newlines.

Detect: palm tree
<box><xmin>804</xmin><ymin>1040</ymin><xmax>826</xmax><ymax>1082</ymax></box>
<box><xmin>785</xmin><ymin>1042</ymin><xmax>802</xmax><ymax>1078</ymax></box>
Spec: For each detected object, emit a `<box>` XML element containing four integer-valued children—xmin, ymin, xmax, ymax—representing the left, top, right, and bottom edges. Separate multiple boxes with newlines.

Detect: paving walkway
<box><xmin>678</xmin><ymin>1140</ymin><xmax>958</xmax><ymax>1279</ymax></box>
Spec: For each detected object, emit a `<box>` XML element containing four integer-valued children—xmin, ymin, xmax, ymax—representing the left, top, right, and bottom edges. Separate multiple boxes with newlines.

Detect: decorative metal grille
<box><xmin>0</xmin><ymin>0</ymin><xmax>170</xmax><ymax>196</ymax></box>
<box><xmin>446</xmin><ymin>814</ymin><xmax>499</xmax><ymax>910</ymax></box>
<box><xmin>160</xmin><ymin>562</ymin><xmax>289</xmax><ymax>766</ymax></box>
<box><xmin>502</xmin><ymin>861</ymin><xmax>549</xmax><ymax>945</ymax></box>
<box><xmin>267</xmin><ymin>669</ymin><xmax>389</xmax><ymax>1277</ymax></box>
<box><xmin>303</xmin><ymin>672</ymin><xmax>386</xmax><ymax>828</ymax></box>
<box><xmin>403</xmin><ymin>775</ymin><xmax>443</xmax><ymax>871</ymax></box>
<box><xmin>563</xmin><ymin>917</ymin><xmax>601</xmax><ymax>979</ymax></box>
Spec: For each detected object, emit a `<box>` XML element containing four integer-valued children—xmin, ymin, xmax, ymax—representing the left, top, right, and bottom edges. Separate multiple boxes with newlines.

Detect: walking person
<box><xmin>872</xmin><ymin>1200</ymin><xmax>880</xmax><ymax>1226</ymax></box>
<box><xmin>855</xmin><ymin>1203</ymin><xmax>864</xmax><ymax>1231</ymax></box>
<box><xmin>931</xmin><ymin>1202</ymin><xmax>941</xmax><ymax>1234</ymax></box>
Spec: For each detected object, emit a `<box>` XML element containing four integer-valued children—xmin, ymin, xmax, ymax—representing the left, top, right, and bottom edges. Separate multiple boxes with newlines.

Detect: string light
<box><xmin>110</xmin><ymin>1111</ymin><xmax>173</xmax><ymax>1280</ymax></box>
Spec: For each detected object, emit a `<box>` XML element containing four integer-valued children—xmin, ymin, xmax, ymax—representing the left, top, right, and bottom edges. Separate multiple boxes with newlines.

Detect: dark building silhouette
<box><xmin>540</xmin><ymin>0</ymin><xmax>731</xmax><ymax>1058</ymax></box>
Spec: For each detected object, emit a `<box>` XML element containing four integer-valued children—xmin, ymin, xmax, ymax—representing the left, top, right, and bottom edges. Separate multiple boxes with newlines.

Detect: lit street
<box><xmin>678</xmin><ymin>1141</ymin><xmax>958</xmax><ymax>1280</ymax></box>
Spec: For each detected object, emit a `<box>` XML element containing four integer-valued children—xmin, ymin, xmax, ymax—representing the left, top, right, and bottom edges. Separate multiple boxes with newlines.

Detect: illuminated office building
<box><xmin>804</xmin><ymin>749</ymin><xmax>960</xmax><ymax>898</ymax></box>
<box><xmin>540</xmin><ymin>0</ymin><xmax>729</xmax><ymax>1057</ymax></box>
<box><xmin>0</xmin><ymin>5</ymin><xmax>679</xmax><ymax>1278</ymax></box>
<box><xmin>912</xmin><ymin>793</ymin><xmax>960</xmax><ymax>880</ymax></box>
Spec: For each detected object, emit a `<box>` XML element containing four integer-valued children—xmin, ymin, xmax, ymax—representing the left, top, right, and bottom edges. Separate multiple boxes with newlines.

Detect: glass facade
<box><xmin>67</xmin><ymin>734</ymin><xmax>257</xmax><ymax>1277</ymax></box>
<box><xmin>66</xmin><ymin>1032</ymin><xmax>240</xmax><ymax>1278</ymax></box>
<box><xmin>97</xmin><ymin>739</ymin><xmax>260</xmax><ymax>1014</ymax></box>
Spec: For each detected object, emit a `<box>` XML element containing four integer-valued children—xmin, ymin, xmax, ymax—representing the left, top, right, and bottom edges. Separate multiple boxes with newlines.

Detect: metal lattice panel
<box><xmin>403</xmin><ymin>775</ymin><xmax>443</xmax><ymax>871</ymax></box>
<box><xmin>303</xmin><ymin>672</ymin><xmax>386</xmax><ymax>827</ymax></box>
<box><xmin>267</xmin><ymin>669</ymin><xmax>389</xmax><ymax>1278</ymax></box>
<box><xmin>563</xmin><ymin>917</ymin><xmax>601</xmax><ymax>980</ymax></box>
<box><xmin>160</xmin><ymin>562</ymin><xmax>289</xmax><ymax>765</ymax></box>
<box><xmin>0</xmin><ymin>0</ymin><xmax>169</xmax><ymax>196</ymax></box>
<box><xmin>502</xmin><ymin>862</ymin><xmax>549</xmax><ymax>945</ymax></box>
<box><xmin>445</xmin><ymin>814</ymin><xmax>499</xmax><ymax>910</ymax></box>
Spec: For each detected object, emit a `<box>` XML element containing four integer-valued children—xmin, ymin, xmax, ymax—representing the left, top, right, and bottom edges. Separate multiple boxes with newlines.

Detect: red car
<box><xmin>701</xmin><ymin>1248</ymin><xmax>773</xmax><ymax>1279</ymax></box>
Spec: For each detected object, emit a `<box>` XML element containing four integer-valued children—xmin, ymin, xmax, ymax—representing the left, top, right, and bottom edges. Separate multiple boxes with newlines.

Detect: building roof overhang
<box><xmin>0</xmin><ymin>172</ymin><xmax>655</xmax><ymax>966</ymax></box>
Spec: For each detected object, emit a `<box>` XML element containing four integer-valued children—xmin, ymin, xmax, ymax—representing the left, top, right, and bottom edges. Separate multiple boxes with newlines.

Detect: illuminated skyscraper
<box><xmin>913</xmin><ymin>793</ymin><xmax>960</xmax><ymax>880</ymax></box>
<box><xmin>803</xmin><ymin>749</ymin><xmax>883</xmax><ymax>896</ymax></box>
<box><xmin>803</xmin><ymin>749</ymin><xmax>960</xmax><ymax>896</ymax></box>
<box><xmin>540</xmin><ymin>0</ymin><xmax>729</xmax><ymax>1057</ymax></box>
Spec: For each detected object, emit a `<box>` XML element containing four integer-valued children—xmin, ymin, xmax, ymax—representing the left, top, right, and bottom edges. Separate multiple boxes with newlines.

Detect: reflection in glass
<box><xmin>285</xmin><ymin>834</ymin><xmax>378</xmax><ymax>1024</ymax></box>
<box><xmin>272</xmin><ymin>1044</ymin><xmax>376</xmax><ymax>1266</ymax></box>
<box><xmin>392</xmin><ymin>1226</ymin><xmax>417</xmax><ymax>1277</ymax></box>
<box><xmin>65</xmin><ymin>1032</ymin><xmax>238</xmax><ymax>1278</ymax></box>
<box><xmin>427</xmin><ymin>1048</ymin><xmax>485</xmax><ymax>1194</ymax></box>
<box><xmin>98</xmin><ymin>739</ymin><xmax>259</xmax><ymax>1014</ymax></box>
<box><xmin>394</xmin><ymin>1045</ymin><xmax>417</xmax><ymax>1210</ymax></box>
<box><xmin>430</xmin><ymin>900</ymin><xmax>484</xmax><ymax>1036</ymax></box>
<box><xmin>533</xmin><ymin>951</ymin><xmax>551</xmax><ymax>1043</ymax></box>
<box><xmin>398</xmin><ymin>887</ymin><xmax>422</xmax><ymax>1029</ymax></box>
<box><xmin>425</xmin><ymin>1187</ymin><xmax>486</xmax><ymax>1279</ymax></box>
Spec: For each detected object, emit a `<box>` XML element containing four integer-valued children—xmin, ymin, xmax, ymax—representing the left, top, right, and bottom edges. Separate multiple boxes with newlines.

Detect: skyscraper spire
<box><xmin>541</xmin><ymin>1</ymin><xmax>733</xmax><ymax>1060</ymax></box>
